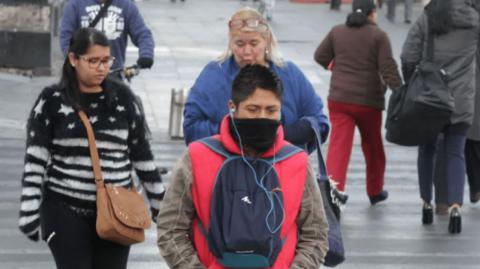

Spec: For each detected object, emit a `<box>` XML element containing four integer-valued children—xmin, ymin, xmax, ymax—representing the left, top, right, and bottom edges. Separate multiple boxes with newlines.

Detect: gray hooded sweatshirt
<box><xmin>401</xmin><ymin>0</ymin><xmax>480</xmax><ymax>127</ymax></box>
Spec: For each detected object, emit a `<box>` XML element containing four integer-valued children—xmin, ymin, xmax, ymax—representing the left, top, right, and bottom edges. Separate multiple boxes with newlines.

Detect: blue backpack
<box><xmin>197</xmin><ymin>137</ymin><xmax>303</xmax><ymax>269</ymax></box>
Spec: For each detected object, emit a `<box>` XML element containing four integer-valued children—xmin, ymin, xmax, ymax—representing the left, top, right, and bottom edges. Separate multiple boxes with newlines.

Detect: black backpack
<box><xmin>197</xmin><ymin>137</ymin><xmax>303</xmax><ymax>268</ymax></box>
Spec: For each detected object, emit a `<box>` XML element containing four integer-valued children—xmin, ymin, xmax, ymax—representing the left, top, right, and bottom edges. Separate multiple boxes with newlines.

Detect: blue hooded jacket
<box><xmin>60</xmin><ymin>0</ymin><xmax>154</xmax><ymax>70</ymax></box>
<box><xmin>183</xmin><ymin>57</ymin><xmax>330</xmax><ymax>152</ymax></box>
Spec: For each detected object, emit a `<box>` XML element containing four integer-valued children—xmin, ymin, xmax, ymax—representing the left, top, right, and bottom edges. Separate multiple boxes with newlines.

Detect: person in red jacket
<box><xmin>157</xmin><ymin>64</ymin><xmax>329</xmax><ymax>269</ymax></box>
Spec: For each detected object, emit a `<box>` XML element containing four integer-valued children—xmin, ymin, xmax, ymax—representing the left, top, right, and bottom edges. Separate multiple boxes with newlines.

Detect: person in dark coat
<box><xmin>401</xmin><ymin>0</ymin><xmax>479</xmax><ymax>234</ymax></box>
<box><xmin>465</xmin><ymin>0</ymin><xmax>480</xmax><ymax>204</ymax></box>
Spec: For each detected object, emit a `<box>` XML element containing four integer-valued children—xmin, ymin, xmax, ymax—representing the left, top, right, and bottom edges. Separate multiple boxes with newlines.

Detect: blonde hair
<box><xmin>219</xmin><ymin>7</ymin><xmax>285</xmax><ymax>67</ymax></box>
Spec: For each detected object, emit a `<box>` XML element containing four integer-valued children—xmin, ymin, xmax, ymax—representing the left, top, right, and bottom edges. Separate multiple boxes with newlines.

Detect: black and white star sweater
<box><xmin>19</xmin><ymin>82</ymin><xmax>165</xmax><ymax>241</ymax></box>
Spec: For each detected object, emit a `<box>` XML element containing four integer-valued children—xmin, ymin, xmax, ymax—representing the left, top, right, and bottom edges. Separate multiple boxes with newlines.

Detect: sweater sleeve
<box><xmin>291</xmin><ymin>162</ymin><xmax>329</xmax><ymax>268</ymax></box>
<box><xmin>286</xmin><ymin>63</ymin><xmax>330</xmax><ymax>149</ymax></box>
<box><xmin>377</xmin><ymin>31</ymin><xmax>402</xmax><ymax>90</ymax></box>
<box><xmin>183</xmin><ymin>63</ymin><xmax>224</xmax><ymax>145</ymax></box>
<box><xmin>126</xmin><ymin>1</ymin><xmax>155</xmax><ymax>61</ymax></box>
<box><xmin>401</xmin><ymin>14</ymin><xmax>427</xmax><ymax>81</ymax></box>
<box><xmin>127</xmin><ymin>98</ymin><xmax>165</xmax><ymax>217</ymax></box>
<box><xmin>314</xmin><ymin>29</ymin><xmax>335</xmax><ymax>69</ymax></box>
<box><xmin>18</xmin><ymin>90</ymin><xmax>53</xmax><ymax>241</ymax></box>
<box><xmin>157</xmin><ymin>151</ymin><xmax>206</xmax><ymax>269</ymax></box>
<box><xmin>59</xmin><ymin>0</ymin><xmax>78</xmax><ymax>57</ymax></box>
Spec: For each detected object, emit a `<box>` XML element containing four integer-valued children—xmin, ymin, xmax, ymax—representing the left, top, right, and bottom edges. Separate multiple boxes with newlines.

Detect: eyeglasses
<box><xmin>228</xmin><ymin>18</ymin><xmax>268</xmax><ymax>32</ymax></box>
<box><xmin>78</xmin><ymin>55</ymin><xmax>115</xmax><ymax>69</ymax></box>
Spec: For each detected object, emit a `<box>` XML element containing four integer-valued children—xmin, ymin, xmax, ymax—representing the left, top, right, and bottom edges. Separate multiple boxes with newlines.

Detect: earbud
<box><xmin>230</xmin><ymin>108</ymin><xmax>235</xmax><ymax>113</ymax></box>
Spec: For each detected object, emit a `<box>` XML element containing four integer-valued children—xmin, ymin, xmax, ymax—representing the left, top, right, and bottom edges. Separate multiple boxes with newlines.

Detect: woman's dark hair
<box><xmin>425</xmin><ymin>0</ymin><xmax>452</xmax><ymax>35</ymax></box>
<box><xmin>58</xmin><ymin>27</ymin><xmax>110</xmax><ymax>110</ymax></box>
<box><xmin>346</xmin><ymin>0</ymin><xmax>376</xmax><ymax>27</ymax></box>
<box><xmin>231</xmin><ymin>64</ymin><xmax>283</xmax><ymax>106</ymax></box>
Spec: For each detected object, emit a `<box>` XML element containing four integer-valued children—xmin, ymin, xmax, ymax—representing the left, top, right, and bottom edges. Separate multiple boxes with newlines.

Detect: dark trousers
<box><xmin>40</xmin><ymin>198</ymin><xmax>130</xmax><ymax>269</ymax></box>
<box><xmin>466</xmin><ymin>139</ymin><xmax>480</xmax><ymax>195</ymax></box>
<box><xmin>417</xmin><ymin>125</ymin><xmax>468</xmax><ymax>206</ymax></box>
<box><xmin>326</xmin><ymin>100</ymin><xmax>385</xmax><ymax>196</ymax></box>
<box><xmin>330</xmin><ymin>0</ymin><xmax>341</xmax><ymax>10</ymax></box>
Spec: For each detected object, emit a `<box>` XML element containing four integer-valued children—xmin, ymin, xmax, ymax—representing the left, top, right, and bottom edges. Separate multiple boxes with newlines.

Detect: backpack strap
<box><xmin>265</xmin><ymin>144</ymin><xmax>303</xmax><ymax>163</ymax></box>
<box><xmin>89</xmin><ymin>0</ymin><xmax>113</xmax><ymax>28</ymax></box>
<box><xmin>198</xmin><ymin>137</ymin><xmax>234</xmax><ymax>158</ymax></box>
<box><xmin>200</xmin><ymin>137</ymin><xmax>303</xmax><ymax>162</ymax></box>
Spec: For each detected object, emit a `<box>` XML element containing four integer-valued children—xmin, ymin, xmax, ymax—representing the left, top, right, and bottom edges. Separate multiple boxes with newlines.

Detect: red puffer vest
<box><xmin>189</xmin><ymin>116</ymin><xmax>308</xmax><ymax>269</ymax></box>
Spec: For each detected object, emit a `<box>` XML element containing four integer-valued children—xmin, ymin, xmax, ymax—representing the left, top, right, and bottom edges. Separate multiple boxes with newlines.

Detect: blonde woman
<box><xmin>183</xmin><ymin>7</ymin><xmax>329</xmax><ymax>152</ymax></box>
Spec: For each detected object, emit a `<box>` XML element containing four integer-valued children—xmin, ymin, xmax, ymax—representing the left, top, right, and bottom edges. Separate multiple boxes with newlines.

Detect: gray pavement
<box><xmin>1</xmin><ymin>0</ymin><xmax>480</xmax><ymax>268</ymax></box>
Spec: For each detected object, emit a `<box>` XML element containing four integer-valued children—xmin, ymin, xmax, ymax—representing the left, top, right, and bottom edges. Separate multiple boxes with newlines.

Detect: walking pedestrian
<box><xmin>18</xmin><ymin>28</ymin><xmax>165</xmax><ymax>268</ymax></box>
<box><xmin>314</xmin><ymin>0</ymin><xmax>401</xmax><ymax>205</ymax></box>
<box><xmin>60</xmin><ymin>0</ymin><xmax>155</xmax><ymax>71</ymax></box>
<box><xmin>183</xmin><ymin>7</ymin><xmax>330</xmax><ymax>152</ymax></box>
<box><xmin>157</xmin><ymin>64</ymin><xmax>329</xmax><ymax>269</ymax></box>
<box><xmin>466</xmin><ymin>0</ymin><xmax>480</xmax><ymax>204</ymax></box>
<box><xmin>401</xmin><ymin>0</ymin><xmax>479</xmax><ymax>234</ymax></box>
<box><xmin>386</xmin><ymin>0</ymin><xmax>414</xmax><ymax>24</ymax></box>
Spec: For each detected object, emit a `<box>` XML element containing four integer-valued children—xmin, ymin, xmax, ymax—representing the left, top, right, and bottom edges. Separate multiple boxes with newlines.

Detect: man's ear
<box><xmin>228</xmin><ymin>100</ymin><xmax>236</xmax><ymax>113</ymax></box>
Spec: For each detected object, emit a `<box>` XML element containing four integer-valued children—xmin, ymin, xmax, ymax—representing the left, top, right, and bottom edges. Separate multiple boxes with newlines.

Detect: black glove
<box><xmin>150</xmin><ymin>207</ymin><xmax>159</xmax><ymax>223</ymax></box>
<box><xmin>283</xmin><ymin>118</ymin><xmax>315</xmax><ymax>145</ymax></box>
<box><xmin>137</xmin><ymin>57</ymin><xmax>154</xmax><ymax>69</ymax></box>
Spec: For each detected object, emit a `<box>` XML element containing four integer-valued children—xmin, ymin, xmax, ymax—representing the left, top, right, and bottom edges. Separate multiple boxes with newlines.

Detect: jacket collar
<box><xmin>218</xmin><ymin>115</ymin><xmax>287</xmax><ymax>158</ymax></box>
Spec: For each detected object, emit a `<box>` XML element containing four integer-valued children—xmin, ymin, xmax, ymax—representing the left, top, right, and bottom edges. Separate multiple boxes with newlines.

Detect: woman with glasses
<box><xmin>314</xmin><ymin>0</ymin><xmax>401</xmax><ymax>205</ymax></box>
<box><xmin>18</xmin><ymin>28</ymin><xmax>164</xmax><ymax>268</ymax></box>
<box><xmin>183</xmin><ymin>7</ymin><xmax>329</xmax><ymax>153</ymax></box>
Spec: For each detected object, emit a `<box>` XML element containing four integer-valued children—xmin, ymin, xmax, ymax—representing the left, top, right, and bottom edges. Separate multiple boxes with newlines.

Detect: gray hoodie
<box><xmin>401</xmin><ymin>0</ymin><xmax>480</xmax><ymax>126</ymax></box>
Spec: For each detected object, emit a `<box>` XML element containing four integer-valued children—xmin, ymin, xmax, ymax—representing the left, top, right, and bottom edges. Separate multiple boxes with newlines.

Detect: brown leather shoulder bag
<box><xmin>78</xmin><ymin>111</ymin><xmax>151</xmax><ymax>246</ymax></box>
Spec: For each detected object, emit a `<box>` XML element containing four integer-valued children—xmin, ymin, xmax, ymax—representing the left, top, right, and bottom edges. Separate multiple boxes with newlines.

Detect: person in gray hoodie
<box><xmin>401</xmin><ymin>0</ymin><xmax>479</xmax><ymax>234</ymax></box>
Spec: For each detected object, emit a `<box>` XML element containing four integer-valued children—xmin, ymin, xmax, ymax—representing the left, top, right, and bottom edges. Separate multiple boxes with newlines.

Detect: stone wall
<box><xmin>0</xmin><ymin>0</ymin><xmax>61</xmax><ymax>75</ymax></box>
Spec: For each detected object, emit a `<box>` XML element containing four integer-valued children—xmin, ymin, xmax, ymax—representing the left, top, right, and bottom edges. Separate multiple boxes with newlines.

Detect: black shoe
<box><xmin>369</xmin><ymin>190</ymin><xmax>388</xmax><ymax>205</ymax></box>
<box><xmin>422</xmin><ymin>204</ymin><xmax>433</xmax><ymax>225</ymax></box>
<box><xmin>470</xmin><ymin>192</ymin><xmax>480</xmax><ymax>204</ymax></box>
<box><xmin>405</xmin><ymin>19</ymin><xmax>412</xmax><ymax>24</ymax></box>
<box><xmin>448</xmin><ymin>207</ymin><xmax>462</xmax><ymax>234</ymax></box>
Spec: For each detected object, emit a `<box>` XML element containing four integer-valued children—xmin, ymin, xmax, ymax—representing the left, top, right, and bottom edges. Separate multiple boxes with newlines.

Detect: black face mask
<box><xmin>229</xmin><ymin>117</ymin><xmax>280</xmax><ymax>153</ymax></box>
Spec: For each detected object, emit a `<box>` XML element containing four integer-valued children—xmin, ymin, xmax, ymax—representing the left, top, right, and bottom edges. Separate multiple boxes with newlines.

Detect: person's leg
<box><xmin>40</xmin><ymin>199</ymin><xmax>94</xmax><ymax>269</ymax></box>
<box><xmin>417</xmin><ymin>142</ymin><xmax>436</xmax><ymax>204</ymax></box>
<box><xmin>444</xmin><ymin>133</ymin><xmax>467</xmax><ymax>207</ymax></box>
<box><xmin>433</xmin><ymin>135</ymin><xmax>448</xmax><ymax>214</ymax></box>
<box><xmin>465</xmin><ymin>139</ymin><xmax>480</xmax><ymax>202</ymax></box>
<box><xmin>404</xmin><ymin>0</ymin><xmax>413</xmax><ymax>23</ymax></box>
<box><xmin>93</xmin><ymin>236</ymin><xmax>130</xmax><ymax>269</ymax></box>
<box><xmin>353</xmin><ymin>105</ymin><xmax>385</xmax><ymax>197</ymax></box>
<box><xmin>387</xmin><ymin>0</ymin><xmax>396</xmax><ymax>21</ymax></box>
<box><xmin>326</xmin><ymin>100</ymin><xmax>356</xmax><ymax>192</ymax></box>
<box><xmin>330</xmin><ymin>0</ymin><xmax>341</xmax><ymax>10</ymax></box>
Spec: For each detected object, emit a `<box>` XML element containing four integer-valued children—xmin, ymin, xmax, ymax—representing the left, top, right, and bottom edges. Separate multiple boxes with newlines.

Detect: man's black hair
<box><xmin>231</xmin><ymin>64</ymin><xmax>283</xmax><ymax>106</ymax></box>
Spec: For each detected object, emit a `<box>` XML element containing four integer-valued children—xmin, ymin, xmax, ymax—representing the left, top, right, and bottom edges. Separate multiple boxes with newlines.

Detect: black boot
<box><xmin>369</xmin><ymin>190</ymin><xmax>388</xmax><ymax>205</ymax></box>
<box><xmin>422</xmin><ymin>204</ymin><xmax>433</xmax><ymax>225</ymax></box>
<box><xmin>448</xmin><ymin>207</ymin><xmax>462</xmax><ymax>234</ymax></box>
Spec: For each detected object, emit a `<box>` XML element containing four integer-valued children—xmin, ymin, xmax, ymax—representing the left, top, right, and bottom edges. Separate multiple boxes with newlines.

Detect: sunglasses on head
<box><xmin>228</xmin><ymin>18</ymin><xmax>268</xmax><ymax>31</ymax></box>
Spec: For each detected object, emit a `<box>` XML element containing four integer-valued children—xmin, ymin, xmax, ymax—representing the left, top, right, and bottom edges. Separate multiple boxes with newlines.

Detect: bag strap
<box><xmin>312</xmin><ymin>127</ymin><xmax>328</xmax><ymax>182</ymax></box>
<box><xmin>426</xmin><ymin>22</ymin><xmax>435</xmax><ymax>62</ymax></box>
<box><xmin>199</xmin><ymin>137</ymin><xmax>303</xmax><ymax>163</ymax></box>
<box><xmin>89</xmin><ymin>0</ymin><xmax>113</xmax><ymax>28</ymax></box>
<box><xmin>78</xmin><ymin>111</ymin><xmax>104</xmax><ymax>187</ymax></box>
<box><xmin>199</xmin><ymin>137</ymin><xmax>234</xmax><ymax>158</ymax></box>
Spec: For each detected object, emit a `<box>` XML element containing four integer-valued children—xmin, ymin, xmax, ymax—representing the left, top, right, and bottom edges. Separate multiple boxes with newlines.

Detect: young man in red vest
<box><xmin>157</xmin><ymin>64</ymin><xmax>329</xmax><ymax>269</ymax></box>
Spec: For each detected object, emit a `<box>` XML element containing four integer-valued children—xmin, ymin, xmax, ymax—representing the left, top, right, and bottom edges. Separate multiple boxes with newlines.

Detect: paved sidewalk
<box><xmin>4</xmin><ymin>1</ymin><xmax>479</xmax><ymax>269</ymax></box>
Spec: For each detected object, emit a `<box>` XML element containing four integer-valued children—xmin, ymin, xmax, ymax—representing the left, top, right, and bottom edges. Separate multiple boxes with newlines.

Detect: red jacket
<box><xmin>189</xmin><ymin>116</ymin><xmax>308</xmax><ymax>269</ymax></box>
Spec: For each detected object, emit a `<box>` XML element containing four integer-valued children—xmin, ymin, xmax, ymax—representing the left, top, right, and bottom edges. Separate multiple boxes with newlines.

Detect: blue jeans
<box><xmin>417</xmin><ymin>125</ymin><xmax>468</xmax><ymax>206</ymax></box>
